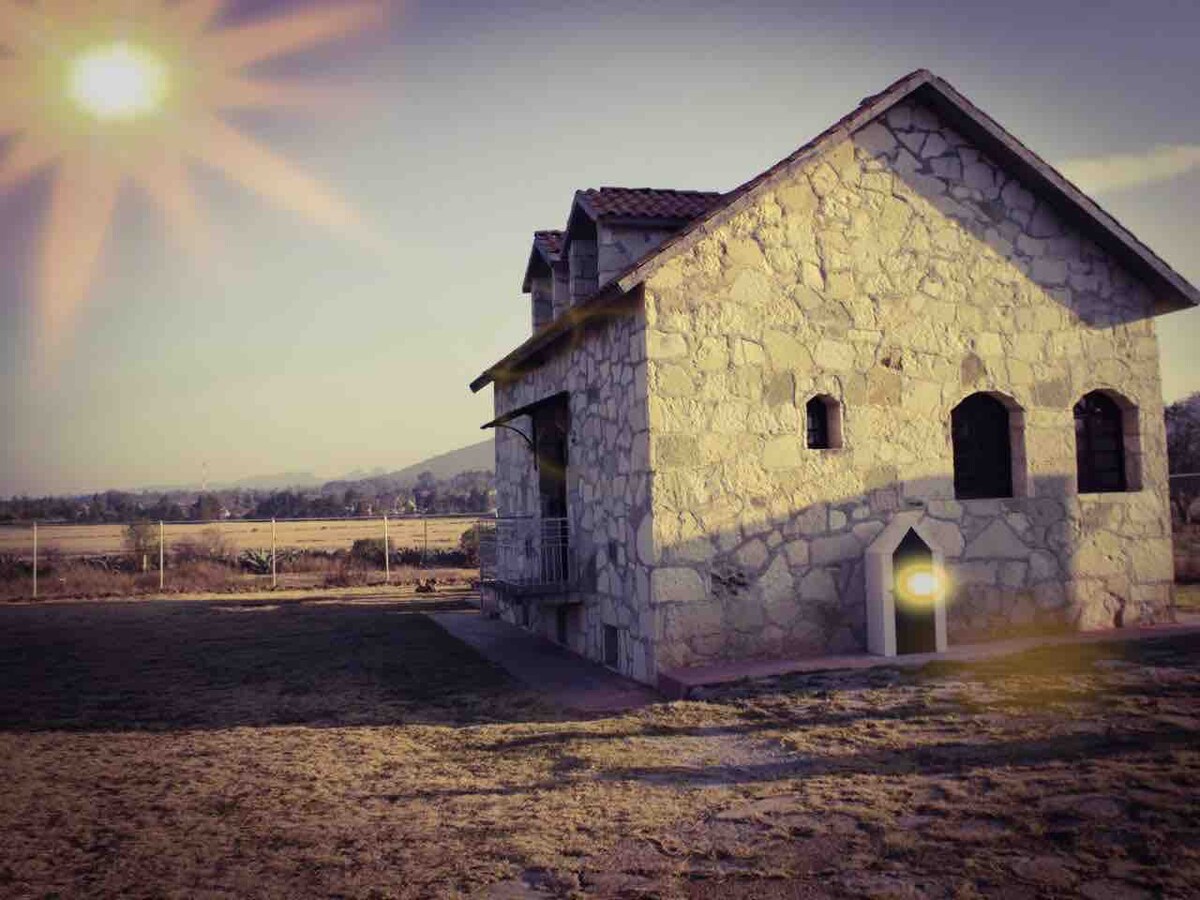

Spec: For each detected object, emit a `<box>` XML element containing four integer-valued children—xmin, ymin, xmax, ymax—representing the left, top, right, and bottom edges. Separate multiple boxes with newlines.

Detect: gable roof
<box><xmin>561</xmin><ymin>187</ymin><xmax>723</xmax><ymax>254</ymax></box>
<box><xmin>473</xmin><ymin>69</ymin><xmax>1200</xmax><ymax>393</ymax></box>
<box><xmin>575</xmin><ymin>187</ymin><xmax>724</xmax><ymax>223</ymax></box>
<box><xmin>523</xmin><ymin>190</ymin><xmax>723</xmax><ymax>292</ymax></box>
<box><xmin>520</xmin><ymin>230</ymin><xmax>564</xmax><ymax>293</ymax></box>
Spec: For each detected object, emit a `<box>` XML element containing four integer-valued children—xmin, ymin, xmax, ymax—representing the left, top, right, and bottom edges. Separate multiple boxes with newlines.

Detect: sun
<box><xmin>0</xmin><ymin>0</ymin><xmax>386</xmax><ymax>356</ymax></box>
<box><xmin>69</xmin><ymin>42</ymin><xmax>169</xmax><ymax>121</ymax></box>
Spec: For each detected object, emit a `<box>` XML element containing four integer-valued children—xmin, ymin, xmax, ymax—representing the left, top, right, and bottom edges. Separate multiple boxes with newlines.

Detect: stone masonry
<box><xmin>481</xmin><ymin>75</ymin><xmax>1189</xmax><ymax>686</ymax></box>
<box><xmin>641</xmin><ymin>99</ymin><xmax>1175</xmax><ymax>673</ymax></box>
<box><xmin>493</xmin><ymin>293</ymin><xmax>655</xmax><ymax>681</ymax></box>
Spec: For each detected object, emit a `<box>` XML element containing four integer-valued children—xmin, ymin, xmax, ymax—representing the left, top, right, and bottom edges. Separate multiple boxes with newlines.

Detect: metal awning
<box><xmin>480</xmin><ymin>391</ymin><xmax>568</xmax><ymax>430</ymax></box>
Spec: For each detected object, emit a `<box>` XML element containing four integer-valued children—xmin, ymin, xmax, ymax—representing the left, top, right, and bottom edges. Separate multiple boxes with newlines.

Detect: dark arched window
<box><xmin>1075</xmin><ymin>392</ymin><xmax>1127</xmax><ymax>493</ymax></box>
<box><xmin>805</xmin><ymin>395</ymin><xmax>842</xmax><ymax>449</ymax></box>
<box><xmin>951</xmin><ymin>393</ymin><xmax>1013</xmax><ymax>499</ymax></box>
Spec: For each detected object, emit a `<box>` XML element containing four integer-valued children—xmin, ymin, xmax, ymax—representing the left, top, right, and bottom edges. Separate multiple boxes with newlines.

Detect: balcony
<box><xmin>478</xmin><ymin>516</ymin><xmax>575</xmax><ymax>598</ymax></box>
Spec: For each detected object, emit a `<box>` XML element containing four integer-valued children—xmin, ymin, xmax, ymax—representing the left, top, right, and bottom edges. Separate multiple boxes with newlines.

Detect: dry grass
<box><xmin>0</xmin><ymin>601</ymin><xmax>1197</xmax><ymax>898</ymax></box>
<box><xmin>0</xmin><ymin>516</ymin><xmax>481</xmax><ymax>557</ymax></box>
<box><xmin>0</xmin><ymin>559</ymin><xmax>478</xmax><ymax>602</ymax></box>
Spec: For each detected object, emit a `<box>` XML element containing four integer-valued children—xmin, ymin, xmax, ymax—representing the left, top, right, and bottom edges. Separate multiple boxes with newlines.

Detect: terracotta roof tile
<box><xmin>576</xmin><ymin>187</ymin><xmax>723</xmax><ymax>222</ymax></box>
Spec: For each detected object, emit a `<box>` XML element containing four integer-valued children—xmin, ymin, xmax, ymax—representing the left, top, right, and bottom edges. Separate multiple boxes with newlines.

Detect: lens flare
<box><xmin>69</xmin><ymin>43</ymin><xmax>168</xmax><ymax>121</ymax></box>
<box><xmin>0</xmin><ymin>0</ymin><xmax>386</xmax><ymax>361</ymax></box>
<box><xmin>895</xmin><ymin>564</ymin><xmax>944</xmax><ymax>610</ymax></box>
<box><xmin>905</xmin><ymin>570</ymin><xmax>938</xmax><ymax>598</ymax></box>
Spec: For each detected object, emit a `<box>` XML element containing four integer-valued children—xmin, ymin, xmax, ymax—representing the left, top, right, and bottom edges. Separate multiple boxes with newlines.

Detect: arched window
<box><xmin>806</xmin><ymin>395</ymin><xmax>842</xmax><ymax>449</ymax></box>
<box><xmin>951</xmin><ymin>393</ymin><xmax>1013</xmax><ymax>499</ymax></box>
<box><xmin>1075</xmin><ymin>391</ymin><xmax>1127</xmax><ymax>493</ymax></box>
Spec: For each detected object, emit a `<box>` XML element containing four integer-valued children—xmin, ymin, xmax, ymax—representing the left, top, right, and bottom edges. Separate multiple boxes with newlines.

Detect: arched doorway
<box><xmin>893</xmin><ymin>529</ymin><xmax>938</xmax><ymax>655</ymax></box>
<box><xmin>865</xmin><ymin>511</ymin><xmax>948</xmax><ymax>658</ymax></box>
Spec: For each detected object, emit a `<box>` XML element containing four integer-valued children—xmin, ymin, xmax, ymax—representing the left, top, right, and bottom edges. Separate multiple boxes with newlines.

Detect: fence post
<box><xmin>159</xmin><ymin>520</ymin><xmax>165</xmax><ymax>591</ymax></box>
<box><xmin>271</xmin><ymin>517</ymin><xmax>277</xmax><ymax>589</ymax></box>
<box><xmin>383</xmin><ymin>514</ymin><xmax>390</xmax><ymax>584</ymax></box>
<box><xmin>31</xmin><ymin>521</ymin><xmax>37</xmax><ymax>599</ymax></box>
<box><xmin>422</xmin><ymin>513</ymin><xmax>428</xmax><ymax>569</ymax></box>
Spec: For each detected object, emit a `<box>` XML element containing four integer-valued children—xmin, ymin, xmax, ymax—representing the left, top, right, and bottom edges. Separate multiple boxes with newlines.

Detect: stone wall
<box><xmin>552</xmin><ymin>261</ymin><xmax>570</xmax><ymax>320</ymax></box>
<box><xmin>491</xmin><ymin>293</ymin><xmax>656</xmax><ymax>681</ymax></box>
<box><xmin>599</xmin><ymin>224</ymin><xmax>679</xmax><ymax>286</ymax></box>
<box><xmin>640</xmin><ymin>99</ymin><xmax>1175</xmax><ymax>671</ymax></box>
<box><xmin>529</xmin><ymin>271</ymin><xmax>553</xmax><ymax>331</ymax></box>
<box><xmin>569</xmin><ymin>239</ymin><xmax>598</xmax><ymax>306</ymax></box>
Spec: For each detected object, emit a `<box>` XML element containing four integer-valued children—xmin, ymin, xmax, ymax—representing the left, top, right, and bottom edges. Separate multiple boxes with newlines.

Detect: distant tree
<box><xmin>1166</xmin><ymin>393</ymin><xmax>1200</xmax><ymax>475</ymax></box>
<box><xmin>124</xmin><ymin>520</ymin><xmax>158</xmax><ymax>570</ymax></box>
<box><xmin>146</xmin><ymin>494</ymin><xmax>185</xmax><ymax>522</ymax></box>
<box><xmin>192</xmin><ymin>493</ymin><xmax>222</xmax><ymax>522</ymax></box>
<box><xmin>458</xmin><ymin>526</ymin><xmax>480</xmax><ymax>567</ymax></box>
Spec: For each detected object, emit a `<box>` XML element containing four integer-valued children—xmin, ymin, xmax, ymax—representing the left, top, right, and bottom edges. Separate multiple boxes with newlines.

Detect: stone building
<box><xmin>469</xmin><ymin>69</ymin><xmax>1198</xmax><ymax>687</ymax></box>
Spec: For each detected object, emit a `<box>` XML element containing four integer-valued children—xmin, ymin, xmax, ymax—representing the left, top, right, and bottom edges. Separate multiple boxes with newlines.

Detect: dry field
<box><xmin>0</xmin><ymin>600</ymin><xmax>1197</xmax><ymax>898</ymax></box>
<box><xmin>0</xmin><ymin>515</ymin><xmax>482</xmax><ymax>558</ymax></box>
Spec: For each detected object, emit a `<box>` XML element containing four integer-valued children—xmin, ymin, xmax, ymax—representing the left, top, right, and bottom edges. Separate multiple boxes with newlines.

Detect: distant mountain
<box><xmin>321</xmin><ymin>440</ymin><xmax>494</xmax><ymax>493</ymax></box>
<box><xmin>229</xmin><ymin>471</ymin><xmax>324</xmax><ymax>490</ymax></box>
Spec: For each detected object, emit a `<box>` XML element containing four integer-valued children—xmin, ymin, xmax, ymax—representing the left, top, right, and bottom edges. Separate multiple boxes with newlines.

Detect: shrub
<box><xmin>0</xmin><ymin>554</ymin><xmax>29</xmax><ymax>580</ymax></box>
<box><xmin>174</xmin><ymin>527</ymin><xmax>235</xmax><ymax>565</ymax></box>
<box><xmin>459</xmin><ymin>527</ymin><xmax>480</xmax><ymax>567</ymax></box>
<box><xmin>349</xmin><ymin>537</ymin><xmax>390</xmax><ymax>566</ymax></box>
<box><xmin>124</xmin><ymin>520</ymin><xmax>158</xmax><ymax>569</ymax></box>
<box><xmin>322</xmin><ymin>559</ymin><xmax>372</xmax><ymax>588</ymax></box>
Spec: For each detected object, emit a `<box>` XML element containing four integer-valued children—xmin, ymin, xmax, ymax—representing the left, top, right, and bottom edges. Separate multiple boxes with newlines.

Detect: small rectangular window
<box><xmin>805</xmin><ymin>395</ymin><xmax>842</xmax><ymax>449</ymax></box>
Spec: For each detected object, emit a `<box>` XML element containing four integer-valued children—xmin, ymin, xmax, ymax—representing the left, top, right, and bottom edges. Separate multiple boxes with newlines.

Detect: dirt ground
<box><xmin>0</xmin><ymin>600</ymin><xmax>1197</xmax><ymax>898</ymax></box>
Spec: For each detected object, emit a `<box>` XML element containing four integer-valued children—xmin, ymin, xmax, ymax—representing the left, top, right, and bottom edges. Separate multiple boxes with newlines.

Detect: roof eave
<box><xmin>615</xmin><ymin>69</ymin><xmax>937</xmax><ymax>293</ymax></box>
<box><xmin>477</xmin><ymin>68</ymin><xmax>1199</xmax><ymax>394</ymax></box>
<box><xmin>917</xmin><ymin>76</ymin><xmax>1199</xmax><ymax>312</ymax></box>
<box><xmin>470</xmin><ymin>282</ymin><xmax>625</xmax><ymax>393</ymax></box>
<box><xmin>616</xmin><ymin>70</ymin><xmax>1198</xmax><ymax>311</ymax></box>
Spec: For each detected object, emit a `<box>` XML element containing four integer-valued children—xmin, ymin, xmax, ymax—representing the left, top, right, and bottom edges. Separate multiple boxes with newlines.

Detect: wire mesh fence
<box><xmin>0</xmin><ymin>514</ymin><xmax>492</xmax><ymax>600</ymax></box>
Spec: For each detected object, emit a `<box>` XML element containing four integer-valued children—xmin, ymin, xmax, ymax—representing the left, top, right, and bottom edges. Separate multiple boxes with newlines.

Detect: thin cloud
<box><xmin>1060</xmin><ymin>144</ymin><xmax>1200</xmax><ymax>194</ymax></box>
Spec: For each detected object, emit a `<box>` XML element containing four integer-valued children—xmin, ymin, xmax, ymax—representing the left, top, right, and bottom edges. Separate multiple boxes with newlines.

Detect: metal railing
<box><xmin>478</xmin><ymin>516</ymin><xmax>572</xmax><ymax>592</ymax></box>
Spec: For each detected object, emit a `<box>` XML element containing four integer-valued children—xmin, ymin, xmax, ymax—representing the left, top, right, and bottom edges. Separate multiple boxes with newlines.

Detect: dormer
<box><xmin>521</xmin><ymin>230</ymin><xmax>565</xmax><ymax>332</ymax></box>
<box><xmin>562</xmin><ymin>188</ymin><xmax>723</xmax><ymax>304</ymax></box>
<box><xmin>521</xmin><ymin>189</ymin><xmax>725</xmax><ymax>332</ymax></box>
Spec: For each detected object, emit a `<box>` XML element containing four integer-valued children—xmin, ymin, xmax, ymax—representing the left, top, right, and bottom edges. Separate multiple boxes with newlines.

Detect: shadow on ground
<box><xmin>0</xmin><ymin>599</ymin><xmax>554</xmax><ymax>731</ymax></box>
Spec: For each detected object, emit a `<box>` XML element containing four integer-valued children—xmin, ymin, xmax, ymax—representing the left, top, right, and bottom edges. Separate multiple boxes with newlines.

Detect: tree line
<box><xmin>0</xmin><ymin>470</ymin><xmax>495</xmax><ymax>524</ymax></box>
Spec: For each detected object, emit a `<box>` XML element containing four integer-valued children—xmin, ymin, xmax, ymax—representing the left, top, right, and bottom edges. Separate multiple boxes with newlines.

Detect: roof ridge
<box><xmin>588</xmin><ymin>186</ymin><xmax>723</xmax><ymax>195</ymax></box>
<box><xmin>474</xmin><ymin>67</ymin><xmax>1197</xmax><ymax>393</ymax></box>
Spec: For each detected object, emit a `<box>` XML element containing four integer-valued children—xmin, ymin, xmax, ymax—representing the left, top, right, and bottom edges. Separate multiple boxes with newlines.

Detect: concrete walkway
<box><xmin>429</xmin><ymin>610</ymin><xmax>659</xmax><ymax>714</ymax></box>
<box><xmin>658</xmin><ymin>614</ymin><xmax>1200</xmax><ymax>698</ymax></box>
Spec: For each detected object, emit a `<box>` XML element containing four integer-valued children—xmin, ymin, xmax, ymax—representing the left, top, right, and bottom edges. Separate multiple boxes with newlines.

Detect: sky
<box><xmin>1</xmin><ymin>0</ymin><xmax>1198</xmax><ymax>497</ymax></box>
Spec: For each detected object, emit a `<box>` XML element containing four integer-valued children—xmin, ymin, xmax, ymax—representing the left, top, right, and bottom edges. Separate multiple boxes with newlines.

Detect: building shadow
<box><xmin>0</xmin><ymin>599</ymin><xmax>559</xmax><ymax>732</ymax></box>
<box><xmin>638</xmin><ymin>469</ymin><xmax>1131</xmax><ymax>676</ymax></box>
